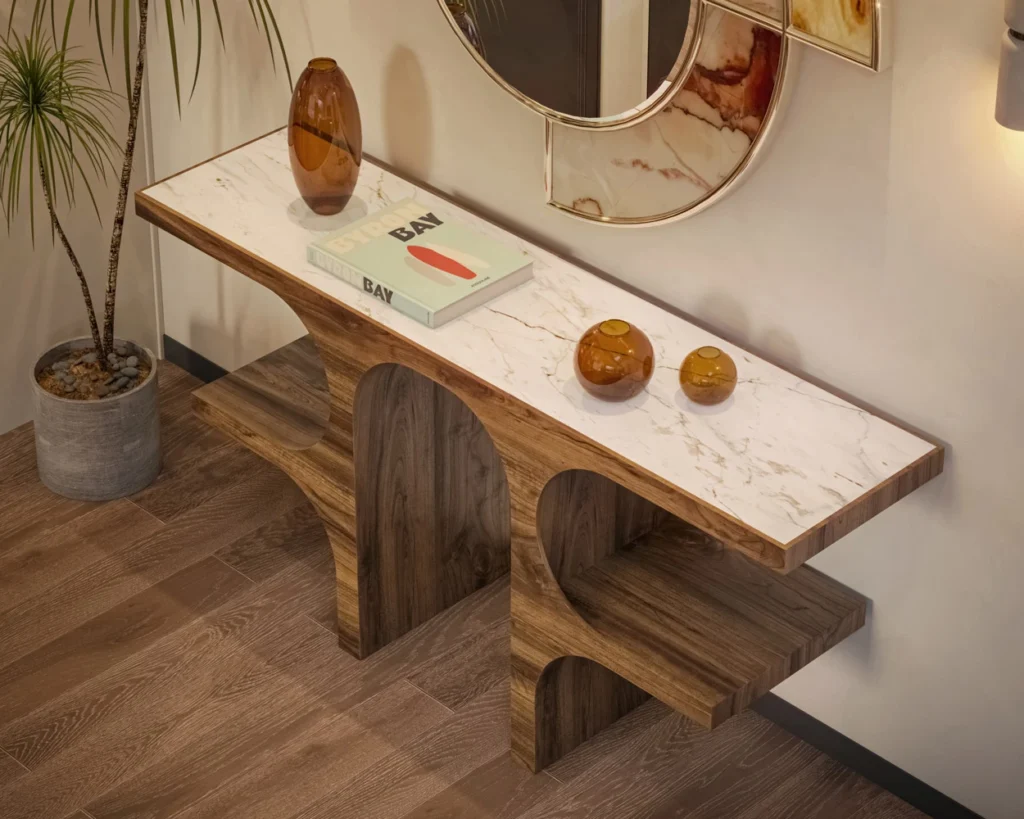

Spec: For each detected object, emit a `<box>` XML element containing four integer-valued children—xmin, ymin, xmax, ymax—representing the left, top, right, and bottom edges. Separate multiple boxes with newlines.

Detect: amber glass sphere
<box><xmin>679</xmin><ymin>346</ymin><xmax>738</xmax><ymax>405</ymax></box>
<box><xmin>574</xmin><ymin>319</ymin><xmax>655</xmax><ymax>401</ymax></box>
<box><xmin>289</xmin><ymin>58</ymin><xmax>363</xmax><ymax>215</ymax></box>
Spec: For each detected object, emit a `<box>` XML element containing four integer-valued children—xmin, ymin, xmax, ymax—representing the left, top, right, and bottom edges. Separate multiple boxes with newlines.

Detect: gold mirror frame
<box><xmin>435</xmin><ymin>0</ymin><xmax>708</xmax><ymax>132</ymax></box>
<box><xmin>545</xmin><ymin>5</ymin><xmax>792</xmax><ymax>227</ymax></box>
<box><xmin>437</xmin><ymin>0</ymin><xmax>891</xmax><ymax>226</ymax></box>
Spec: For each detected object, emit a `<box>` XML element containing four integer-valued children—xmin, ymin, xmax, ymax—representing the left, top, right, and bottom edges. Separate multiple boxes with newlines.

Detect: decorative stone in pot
<box><xmin>31</xmin><ymin>338</ymin><xmax>161</xmax><ymax>501</ymax></box>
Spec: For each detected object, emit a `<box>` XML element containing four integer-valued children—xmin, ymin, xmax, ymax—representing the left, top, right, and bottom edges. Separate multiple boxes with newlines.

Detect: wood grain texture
<box><xmin>0</xmin><ymin>391</ymin><xmax>921</xmax><ymax>819</ymax></box>
<box><xmin>561</xmin><ymin>520</ymin><xmax>867</xmax><ymax>724</ymax></box>
<box><xmin>214</xmin><ymin>502</ymin><xmax>327</xmax><ymax>583</ymax></box>
<box><xmin>355</xmin><ymin>363</ymin><xmax>510</xmax><ymax>653</ymax></box>
<box><xmin>292</xmin><ymin>683</ymin><xmax>511</xmax><ymax>819</ymax></box>
<box><xmin>137</xmin><ymin>149</ymin><xmax>939</xmax><ymax>786</ymax></box>
<box><xmin>852</xmin><ymin>790</ymin><xmax>931</xmax><ymax>819</ymax></box>
<box><xmin>544</xmin><ymin>698</ymin><xmax>673</xmax><ymax>784</ymax></box>
<box><xmin>0</xmin><ymin>479</ymin><xmax>95</xmax><ymax>557</ymax></box>
<box><xmin>726</xmin><ymin>753</ymin><xmax>880</xmax><ymax>819</ymax></box>
<box><xmin>86</xmin><ymin>580</ymin><xmax>508</xmax><ymax>819</ymax></box>
<box><xmin>0</xmin><ymin>468</ymin><xmax>304</xmax><ymax>670</ymax></box>
<box><xmin>407</xmin><ymin>618</ymin><xmax>510</xmax><ymax>710</ymax></box>
<box><xmin>0</xmin><ymin>500</ymin><xmax>163</xmax><ymax>617</ymax></box>
<box><xmin>0</xmin><ymin>589</ymin><xmax>338</xmax><ymax>817</ymax></box>
<box><xmin>516</xmin><ymin>709</ymin><xmax>771</xmax><ymax>818</ymax></box>
<box><xmin>0</xmin><ymin>750</ymin><xmax>27</xmax><ymax>789</ymax></box>
<box><xmin>398</xmin><ymin>753</ymin><xmax>561</xmax><ymax>819</ymax></box>
<box><xmin>128</xmin><ymin>438</ymin><xmax>268</xmax><ymax>522</ymax></box>
<box><xmin>194</xmin><ymin>339</ymin><xmax>510</xmax><ymax>659</ymax></box>
<box><xmin>156</xmin><ymin>407</ymin><xmax>232</xmax><ymax>476</ymax></box>
<box><xmin>639</xmin><ymin>719</ymin><xmax>815</xmax><ymax>819</ymax></box>
<box><xmin>163</xmin><ymin>682</ymin><xmax>450</xmax><ymax>819</ymax></box>
<box><xmin>192</xmin><ymin>334</ymin><xmax>329</xmax><ymax>452</ymax></box>
<box><xmin>531</xmin><ymin>656</ymin><xmax>651</xmax><ymax>772</ymax></box>
<box><xmin>183</xmin><ymin>307</ymin><xmax>866</xmax><ymax>771</ymax></box>
<box><xmin>0</xmin><ymin>423</ymin><xmax>38</xmax><ymax>489</ymax></box>
<box><xmin>538</xmin><ymin>469</ymin><xmax>667</xmax><ymax>586</ymax></box>
<box><xmin>0</xmin><ymin>555</ymin><xmax>251</xmax><ymax>725</ymax></box>
<box><xmin>509</xmin><ymin>471</ymin><xmax>867</xmax><ymax>771</ymax></box>
<box><xmin>82</xmin><ymin>618</ymin><xmax>357</xmax><ymax>819</ymax></box>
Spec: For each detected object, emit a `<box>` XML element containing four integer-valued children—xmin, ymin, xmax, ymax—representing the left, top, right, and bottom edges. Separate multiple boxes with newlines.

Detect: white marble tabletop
<box><xmin>143</xmin><ymin>129</ymin><xmax>938</xmax><ymax>549</ymax></box>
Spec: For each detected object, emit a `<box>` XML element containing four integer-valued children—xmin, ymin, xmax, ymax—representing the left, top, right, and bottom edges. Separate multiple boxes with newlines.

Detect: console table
<box><xmin>137</xmin><ymin>128</ymin><xmax>943</xmax><ymax>772</ymax></box>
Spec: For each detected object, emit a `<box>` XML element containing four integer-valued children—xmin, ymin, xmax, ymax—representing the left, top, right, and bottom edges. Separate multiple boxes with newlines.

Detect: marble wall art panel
<box><xmin>789</xmin><ymin>0</ymin><xmax>874</xmax><ymax>63</ymax></box>
<box><xmin>548</xmin><ymin>6</ymin><xmax>786</xmax><ymax>225</ymax></box>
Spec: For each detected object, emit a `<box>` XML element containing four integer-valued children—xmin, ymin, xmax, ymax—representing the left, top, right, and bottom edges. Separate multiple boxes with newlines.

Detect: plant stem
<box><xmin>39</xmin><ymin>159</ymin><xmax>105</xmax><ymax>357</ymax></box>
<box><xmin>102</xmin><ymin>0</ymin><xmax>150</xmax><ymax>351</ymax></box>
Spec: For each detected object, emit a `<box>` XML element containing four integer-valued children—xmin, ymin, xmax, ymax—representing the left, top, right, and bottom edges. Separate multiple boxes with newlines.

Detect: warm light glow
<box><xmin>997</xmin><ymin>125</ymin><xmax>1024</xmax><ymax>175</ymax></box>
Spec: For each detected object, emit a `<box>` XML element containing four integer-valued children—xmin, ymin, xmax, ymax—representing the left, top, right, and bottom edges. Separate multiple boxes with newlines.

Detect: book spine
<box><xmin>307</xmin><ymin>247</ymin><xmax>434</xmax><ymax>327</ymax></box>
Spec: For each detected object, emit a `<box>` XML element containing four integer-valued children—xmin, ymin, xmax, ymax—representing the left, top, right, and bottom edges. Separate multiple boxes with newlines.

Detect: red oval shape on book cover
<box><xmin>408</xmin><ymin>245</ymin><xmax>477</xmax><ymax>280</ymax></box>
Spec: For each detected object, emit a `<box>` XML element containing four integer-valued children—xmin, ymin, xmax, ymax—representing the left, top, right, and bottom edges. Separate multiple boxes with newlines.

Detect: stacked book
<box><xmin>308</xmin><ymin>198</ymin><xmax>534</xmax><ymax>328</ymax></box>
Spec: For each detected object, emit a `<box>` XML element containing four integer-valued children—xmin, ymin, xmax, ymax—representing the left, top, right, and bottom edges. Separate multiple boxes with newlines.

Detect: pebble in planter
<box><xmin>3</xmin><ymin>11</ymin><xmax>287</xmax><ymax>501</ymax></box>
<box><xmin>38</xmin><ymin>347</ymin><xmax>151</xmax><ymax>400</ymax></box>
<box><xmin>32</xmin><ymin>339</ymin><xmax>161</xmax><ymax>502</ymax></box>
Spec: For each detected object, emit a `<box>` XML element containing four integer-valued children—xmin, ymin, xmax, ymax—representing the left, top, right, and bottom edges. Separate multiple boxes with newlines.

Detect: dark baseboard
<box><xmin>162</xmin><ymin>335</ymin><xmax>228</xmax><ymax>383</ymax></box>
<box><xmin>161</xmin><ymin>334</ymin><xmax>983</xmax><ymax>819</ymax></box>
<box><xmin>754</xmin><ymin>694</ymin><xmax>983</xmax><ymax>819</ymax></box>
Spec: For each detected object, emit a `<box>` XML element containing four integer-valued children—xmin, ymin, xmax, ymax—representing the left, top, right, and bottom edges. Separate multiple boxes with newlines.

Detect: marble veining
<box><xmin>145</xmin><ymin>130</ymin><xmax>936</xmax><ymax>547</ymax></box>
<box><xmin>791</xmin><ymin>0</ymin><xmax>872</xmax><ymax>61</ymax></box>
<box><xmin>544</xmin><ymin>0</ymin><xmax>883</xmax><ymax>226</ymax></box>
<box><xmin>549</xmin><ymin>6</ymin><xmax>784</xmax><ymax>223</ymax></box>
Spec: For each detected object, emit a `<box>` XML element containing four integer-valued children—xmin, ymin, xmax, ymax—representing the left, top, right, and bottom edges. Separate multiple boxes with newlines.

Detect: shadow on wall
<box><xmin>382</xmin><ymin>46</ymin><xmax>435</xmax><ymax>180</ymax></box>
<box><xmin>346</xmin><ymin>0</ymin><xmax>435</xmax><ymax>176</ymax></box>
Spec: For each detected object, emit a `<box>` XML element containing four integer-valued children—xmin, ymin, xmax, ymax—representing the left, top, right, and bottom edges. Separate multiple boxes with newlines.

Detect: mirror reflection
<box><xmin>443</xmin><ymin>0</ymin><xmax>693</xmax><ymax>120</ymax></box>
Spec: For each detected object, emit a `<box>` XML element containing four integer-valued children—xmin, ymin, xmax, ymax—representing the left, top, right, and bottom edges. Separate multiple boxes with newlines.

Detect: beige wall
<box><xmin>149</xmin><ymin>1</ymin><xmax>1024</xmax><ymax>816</ymax></box>
<box><xmin>0</xmin><ymin>3</ymin><xmax>158</xmax><ymax>434</ymax></box>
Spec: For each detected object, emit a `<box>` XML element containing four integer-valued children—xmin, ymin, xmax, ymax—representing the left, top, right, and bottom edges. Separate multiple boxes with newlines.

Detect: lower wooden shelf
<box><xmin>142</xmin><ymin>136</ymin><xmax>944</xmax><ymax>775</ymax></box>
<box><xmin>191</xmin><ymin>334</ymin><xmax>511</xmax><ymax>659</ymax></box>
<box><xmin>189</xmin><ymin>337</ymin><xmax>866</xmax><ymax>769</ymax></box>
<box><xmin>559</xmin><ymin>517</ymin><xmax>867</xmax><ymax>730</ymax></box>
<box><xmin>193</xmin><ymin>335</ymin><xmax>329</xmax><ymax>453</ymax></box>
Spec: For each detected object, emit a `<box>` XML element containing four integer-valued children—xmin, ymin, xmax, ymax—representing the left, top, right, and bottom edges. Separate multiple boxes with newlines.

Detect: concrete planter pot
<box><xmin>32</xmin><ymin>338</ymin><xmax>161</xmax><ymax>501</ymax></box>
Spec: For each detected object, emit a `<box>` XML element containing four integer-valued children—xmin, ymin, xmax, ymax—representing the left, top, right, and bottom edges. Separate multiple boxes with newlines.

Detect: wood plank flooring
<box><xmin>0</xmin><ymin>361</ymin><xmax>930</xmax><ymax>819</ymax></box>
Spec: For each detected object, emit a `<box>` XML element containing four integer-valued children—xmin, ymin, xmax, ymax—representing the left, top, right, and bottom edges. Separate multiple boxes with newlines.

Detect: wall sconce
<box><xmin>998</xmin><ymin>0</ymin><xmax>1024</xmax><ymax>129</ymax></box>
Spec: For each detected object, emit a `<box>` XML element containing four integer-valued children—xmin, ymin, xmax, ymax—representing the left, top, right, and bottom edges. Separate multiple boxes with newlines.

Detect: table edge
<box><xmin>136</xmin><ymin>135</ymin><xmax>946</xmax><ymax>569</ymax></box>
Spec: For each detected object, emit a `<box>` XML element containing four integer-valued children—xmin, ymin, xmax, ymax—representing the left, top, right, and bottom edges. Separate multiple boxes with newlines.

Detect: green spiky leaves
<box><xmin>9</xmin><ymin>0</ymin><xmax>292</xmax><ymax>113</ymax></box>
<box><xmin>0</xmin><ymin>17</ymin><xmax>119</xmax><ymax>241</ymax></box>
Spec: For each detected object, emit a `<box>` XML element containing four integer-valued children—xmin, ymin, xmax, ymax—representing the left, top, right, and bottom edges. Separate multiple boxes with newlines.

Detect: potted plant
<box><xmin>1</xmin><ymin>3</ymin><xmax>288</xmax><ymax>501</ymax></box>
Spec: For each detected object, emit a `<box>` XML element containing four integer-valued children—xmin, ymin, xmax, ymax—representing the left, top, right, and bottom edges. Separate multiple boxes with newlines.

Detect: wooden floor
<box><xmin>0</xmin><ymin>362</ymin><xmax>928</xmax><ymax>819</ymax></box>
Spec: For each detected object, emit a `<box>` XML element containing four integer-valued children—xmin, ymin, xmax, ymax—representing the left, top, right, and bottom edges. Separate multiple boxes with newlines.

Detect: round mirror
<box><xmin>439</xmin><ymin>0</ymin><xmax>696</xmax><ymax>128</ymax></box>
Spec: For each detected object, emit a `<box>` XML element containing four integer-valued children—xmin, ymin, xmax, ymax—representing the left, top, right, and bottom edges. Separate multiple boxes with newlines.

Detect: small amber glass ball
<box><xmin>574</xmin><ymin>319</ymin><xmax>655</xmax><ymax>401</ymax></box>
<box><xmin>679</xmin><ymin>346</ymin><xmax>738</xmax><ymax>405</ymax></box>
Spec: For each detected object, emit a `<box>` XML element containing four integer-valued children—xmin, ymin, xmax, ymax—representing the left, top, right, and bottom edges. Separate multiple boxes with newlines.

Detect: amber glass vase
<box><xmin>574</xmin><ymin>319</ymin><xmax>655</xmax><ymax>401</ymax></box>
<box><xmin>679</xmin><ymin>346</ymin><xmax>738</xmax><ymax>405</ymax></box>
<box><xmin>289</xmin><ymin>58</ymin><xmax>363</xmax><ymax>215</ymax></box>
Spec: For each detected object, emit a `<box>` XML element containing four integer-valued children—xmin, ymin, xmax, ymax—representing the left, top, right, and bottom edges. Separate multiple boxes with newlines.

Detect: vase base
<box><xmin>303</xmin><ymin>194</ymin><xmax>355</xmax><ymax>216</ymax></box>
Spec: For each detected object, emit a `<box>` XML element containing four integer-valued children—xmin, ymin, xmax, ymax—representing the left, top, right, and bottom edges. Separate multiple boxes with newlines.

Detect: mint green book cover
<box><xmin>307</xmin><ymin>198</ymin><xmax>533</xmax><ymax>327</ymax></box>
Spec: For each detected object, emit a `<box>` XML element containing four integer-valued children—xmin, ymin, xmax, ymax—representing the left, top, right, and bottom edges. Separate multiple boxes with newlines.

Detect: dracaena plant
<box><xmin>1</xmin><ymin>1</ymin><xmax>290</xmax><ymax>361</ymax></box>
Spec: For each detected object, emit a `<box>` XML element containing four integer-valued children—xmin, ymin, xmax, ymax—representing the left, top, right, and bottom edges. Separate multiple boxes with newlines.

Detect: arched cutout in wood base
<box><xmin>520</xmin><ymin>655</ymin><xmax>650</xmax><ymax>773</ymax></box>
<box><xmin>510</xmin><ymin>468</ymin><xmax>866</xmax><ymax>771</ymax></box>
<box><xmin>354</xmin><ymin>363</ymin><xmax>511</xmax><ymax>654</ymax></box>
<box><xmin>193</xmin><ymin>335</ymin><xmax>511</xmax><ymax>660</ymax></box>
